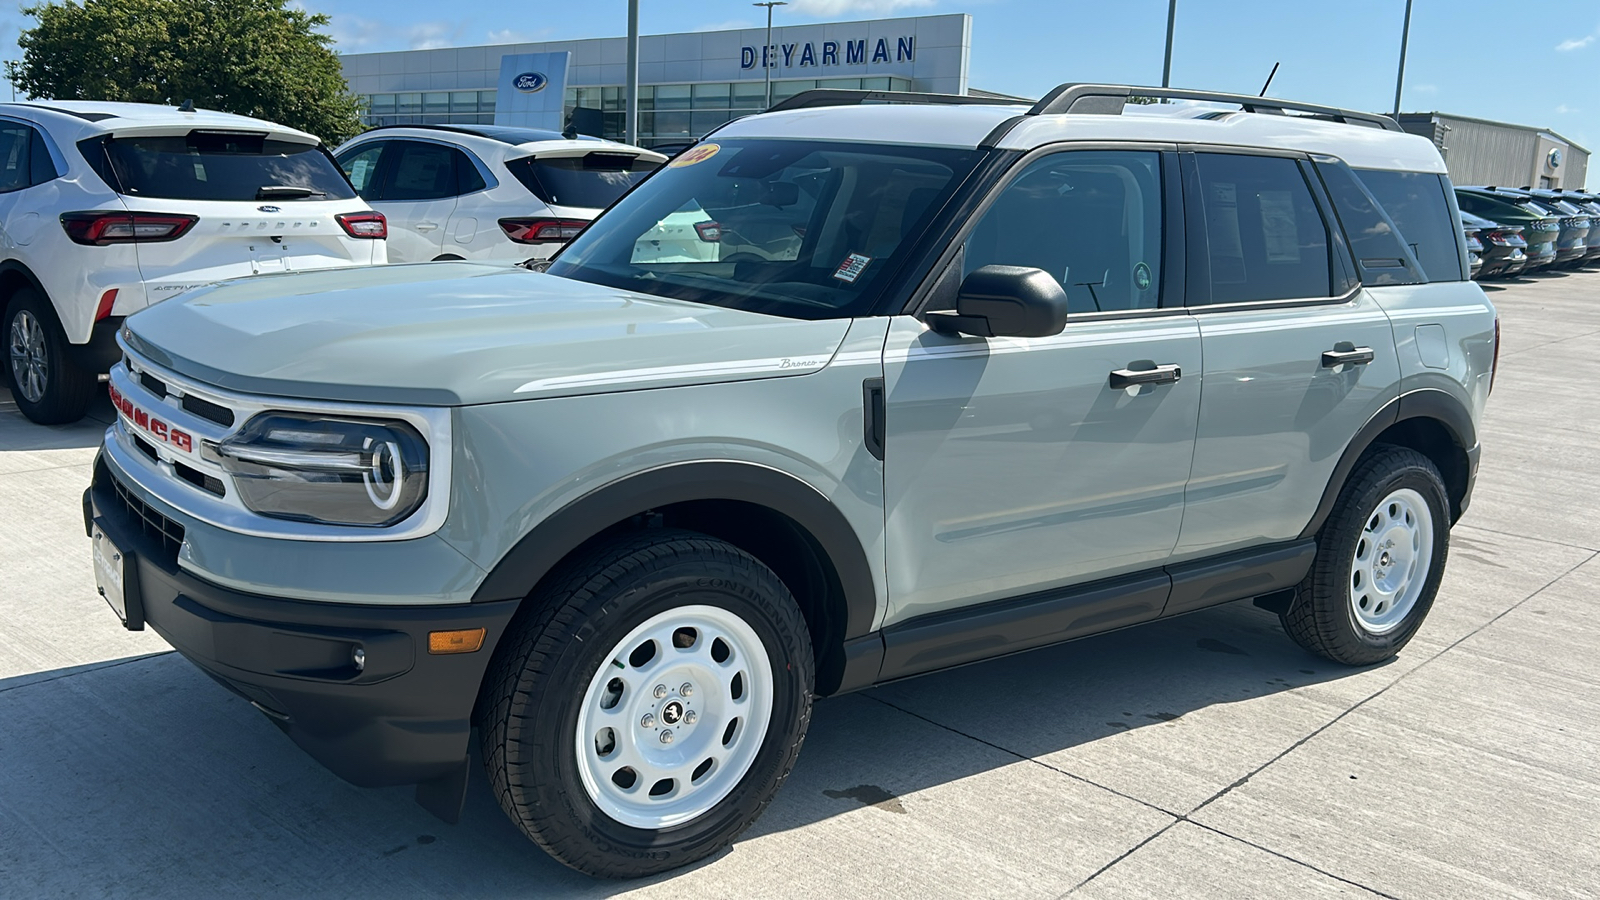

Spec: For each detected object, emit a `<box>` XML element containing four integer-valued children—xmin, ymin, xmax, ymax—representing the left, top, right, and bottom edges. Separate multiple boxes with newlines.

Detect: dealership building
<box><xmin>337</xmin><ymin>13</ymin><xmax>976</xmax><ymax>148</ymax></box>
<box><xmin>337</xmin><ymin>12</ymin><xmax>1592</xmax><ymax>190</ymax></box>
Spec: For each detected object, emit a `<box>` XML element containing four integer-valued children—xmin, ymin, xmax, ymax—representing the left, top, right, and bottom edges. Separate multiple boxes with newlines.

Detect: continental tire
<box><xmin>478</xmin><ymin>529</ymin><xmax>814</xmax><ymax>878</ymax></box>
<box><xmin>6</xmin><ymin>289</ymin><xmax>94</xmax><ymax>425</ymax></box>
<box><xmin>1282</xmin><ymin>445</ymin><xmax>1450</xmax><ymax>666</ymax></box>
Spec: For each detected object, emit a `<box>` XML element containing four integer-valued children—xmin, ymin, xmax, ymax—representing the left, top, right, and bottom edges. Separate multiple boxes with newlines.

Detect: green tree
<box><xmin>15</xmin><ymin>0</ymin><xmax>364</xmax><ymax>143</ymax></box>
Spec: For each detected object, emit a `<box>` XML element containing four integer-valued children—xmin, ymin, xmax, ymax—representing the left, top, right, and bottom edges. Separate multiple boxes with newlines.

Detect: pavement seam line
<box><xmin>1058</xmin><ymin>820</ymin><xmax>1180</xmax><ymax>897</ymax></box>
<box><xmin>1498</xmin><ymin>326</ymin><xmax>1600</xmax><ymax>359</ymax></box>
<box><xmin>1453</xmin><ymin>522</ymin><xmax>1600</xmax><ymax>554</ymax></box>
<box><xmin>0</xmin><ymin>651</ymin><xmax>175</xmax><ymax>695</ymax></box>
<box><xmin>1185</xmin><ymin>821</ymin><xmax>1402</xmax><ymax>899</ymax></box>
<box><xmin>1184</xmin><ymin>546</ymin><xmax>1599</xmax><ymax>820</ymax></box>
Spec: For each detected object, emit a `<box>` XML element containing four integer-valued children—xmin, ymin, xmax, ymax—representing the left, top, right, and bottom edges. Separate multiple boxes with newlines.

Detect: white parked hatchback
<box><xmin>1</xmin><ymin>100</ymin><xmax>386</xmax><ymax>424</ymax></box>
<box><xmin>332</xmin><ymin>125</ymin><xmax>666</xmax><ymax>263</ymax></box>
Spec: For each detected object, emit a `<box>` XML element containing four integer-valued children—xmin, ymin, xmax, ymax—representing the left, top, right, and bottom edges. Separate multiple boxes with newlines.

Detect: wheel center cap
<box><xmin>661</xmin><ymin>699</ymin><xmax>685</xmax><ymax>726</ymax></box>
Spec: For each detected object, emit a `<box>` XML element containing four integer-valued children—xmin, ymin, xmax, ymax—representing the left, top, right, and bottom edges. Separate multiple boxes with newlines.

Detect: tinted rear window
<box><xmin>102</xmin><ymin>132</ymin><xmax>355</xmax><ymax>202</ymax></box>
<box><xmin>1314</xmin><ymin>161</ymin><xmax>1423</xmax><ymax>286</ymax></box>
<box><xmin>507</xmin><ymin>152</ymin><xmax>659</xmax><ymax>209</ymax></box>
<box><xmin>1190</xmin><ymin>153</ymin><xmax>1333</xmax><ymax>304</ymax></box>
<box><xmin>1356</xmin><ymin>170</ymin><xmax>1462</xmax><ymax>282</ymax></box>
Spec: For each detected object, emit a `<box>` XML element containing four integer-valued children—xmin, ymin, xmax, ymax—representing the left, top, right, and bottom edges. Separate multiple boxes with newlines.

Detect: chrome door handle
<box><xmin>1321</xmin><ymin>345</ymin><xmax>1375</xmax><ymax>367</ymax></box>
<box><xmin>1109</xmin><ymin>363</ymin><xmax>1181</xmax><ymax>389</ymax></box>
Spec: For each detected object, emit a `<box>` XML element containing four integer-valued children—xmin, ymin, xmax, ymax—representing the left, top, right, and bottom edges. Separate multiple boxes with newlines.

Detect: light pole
<box><xmin>625</xmin><ymin>0</ymin><xmax>639</xmax><ymax>144</ymax></box>
<box><xmin>1392</xmin><ymin>0</ymin><xmax>1414</xmax><ymax>116</ymax></box>
<box><xmin>753</xmin><ymin>1</ymin><xmax>787</xmax><ymax>109</ymax></box>
<box><xmin>1161</xmin><ymin>0</ymin><xmax>1177</xmax><ymax>88</ymax></box>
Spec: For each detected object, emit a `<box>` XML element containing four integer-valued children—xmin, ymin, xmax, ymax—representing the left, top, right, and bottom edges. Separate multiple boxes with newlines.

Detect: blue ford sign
<box><xmin>513</xmin><ymin>71</ymin><xmax>548</xmax><ymax>93</ymax></box>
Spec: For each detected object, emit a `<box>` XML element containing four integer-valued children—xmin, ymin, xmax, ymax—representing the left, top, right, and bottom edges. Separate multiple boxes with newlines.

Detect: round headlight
<box><xmin>217</xmin><ymin>413</ymin><xmax>429</xmax><ymax>527</ymax></box>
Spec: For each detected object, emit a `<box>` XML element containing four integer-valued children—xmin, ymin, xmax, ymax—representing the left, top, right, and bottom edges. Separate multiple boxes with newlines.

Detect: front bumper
<box><xmin>86</xmin><ymin>456</ymin><xmax>519</xmax><ymax>790</ymax></box>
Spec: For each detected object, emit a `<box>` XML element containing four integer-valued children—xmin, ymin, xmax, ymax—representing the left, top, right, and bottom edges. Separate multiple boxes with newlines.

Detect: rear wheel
<box><xmin>1281</xmin><ymin>446</ymin><xmax>1450</xmax><ymax>666</ymax></box>
<box><xmin>478</xmin><ymin>529</ymin><xmax>814</xmax><ymax>878</ymax></box>
<box><xmin>6</xmin><ymin>289</ymin><xmax>95</xmax><ymax>424</ymax></box>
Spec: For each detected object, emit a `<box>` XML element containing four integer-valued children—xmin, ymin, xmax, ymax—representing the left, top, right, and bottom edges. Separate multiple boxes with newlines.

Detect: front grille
<box><xmin>107</xmin><ymin>465</ymin><xmax>186</xmax><ymax>563</ymax></box>
<box><xmin>139</xmin><ymin>371</ymin><xmax>169</xmax><ymax>399</ymax></box>
<box><xmin>174</xmin><ymin>460</ymin><xmax>226</xmax><ymax>497</ymax></box>
<box><xmin>181</xmin><ymin>393</ymin><xmax>235</xmax><ymax>427</ymax></box>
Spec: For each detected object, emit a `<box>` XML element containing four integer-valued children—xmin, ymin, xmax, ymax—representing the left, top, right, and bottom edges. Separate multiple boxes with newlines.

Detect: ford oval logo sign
<box><xmin>257</xmin><ymin>205</ymin><xmax>281</xmax><ymax>213</ymax></box>
<box><xmin>513</xmin><ymin>72</ymin><xmax>548</xmax><ymax>93</ymax></box>
<box><xmin>1548</xmin><ymin>148</ymin><xmax>1563</xmax><ymax>170</ymax></box>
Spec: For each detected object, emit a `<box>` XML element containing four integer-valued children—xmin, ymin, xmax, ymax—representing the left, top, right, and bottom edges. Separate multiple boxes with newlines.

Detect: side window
<box><xmin>1190</xmin><ymin>153</ymin><xmax>1332</xmax><ymax>305</ymax></box>
<box><xmin>1355</xmin><ymin>170</ymin><xmax>1462</xmax><ymax>283</ymax></box>
<box><xmin>0</xmin><ymin>124</ymin><xmax>31</xmax><ymax>193</ymax></box>
<box><xmin>455</xmin><ymin>150</ymin><xmax>487</xmax><ymax>194</ymax></box>
<box><xmin>383</xmin><ymin>141</ymin><xmax>458</xmax><ymax>201</ymax></box>
<box><xmin>1314</xmin><ymin>160</ymin><xmax>1423</xmax><ymax>286</ymax></box>
<box><xmin>28</xmin><ymin>129</ymin><xmax>58</xmax><ymax>186</ymax></box>
<box><xmin>337</xmin><ymin>143</ymin><xmax>386</xmax><ymax>199</ymax></box>
<box><xmin>963</xmin><ymin>149</ymin><xmax>1164</xmax><ymax>314</ymax></box>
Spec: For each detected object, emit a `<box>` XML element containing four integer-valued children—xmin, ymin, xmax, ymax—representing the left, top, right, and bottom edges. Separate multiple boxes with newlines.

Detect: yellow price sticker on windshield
<box><xmin>669</xmin><ymin>143</ymin><xmax>721</xmax><ymax>168</ymax></box>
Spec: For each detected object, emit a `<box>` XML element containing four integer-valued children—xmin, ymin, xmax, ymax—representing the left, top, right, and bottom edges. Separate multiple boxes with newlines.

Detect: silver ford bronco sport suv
<box><xmin>85</xmin><ymin>85</ymin><xmax>1496</xmax><ymax>878</ymax></box>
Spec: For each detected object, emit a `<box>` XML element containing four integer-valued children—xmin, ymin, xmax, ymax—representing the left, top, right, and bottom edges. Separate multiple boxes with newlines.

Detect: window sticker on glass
<box><xmin>1258</xmin><ymin>190</ymin><xmax>1301</xmax><ymax>263</ymax></box>
<box><xmin>833</xmin><ymin>252</ymin><xmax>872</xmax><ymax>283</ymax></box>
<box><xmin>668</xmin><ymin>143</ymin><xmax>720</xmax><ymax>168</ymax></box>
<box><xmin>350</xmin><ymin>158</ymin><xmax>372</xmax><ymax>191</ymax></box>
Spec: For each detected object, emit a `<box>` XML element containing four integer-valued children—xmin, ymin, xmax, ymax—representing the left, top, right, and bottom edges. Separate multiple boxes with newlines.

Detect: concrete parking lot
<box><xmin>2</xmin><ymin>272</ymin><xmax>1597</xmax><ymax>899</ymax></box>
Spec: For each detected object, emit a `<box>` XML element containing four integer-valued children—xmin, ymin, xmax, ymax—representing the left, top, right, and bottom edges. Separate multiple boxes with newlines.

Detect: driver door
<box><xmin>881</xmin><ymin>148</ymin><xmax>1201</xmax><ymax>628</ymax></box>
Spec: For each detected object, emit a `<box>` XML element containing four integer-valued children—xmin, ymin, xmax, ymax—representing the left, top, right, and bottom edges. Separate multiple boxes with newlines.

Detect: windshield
<box><xmin>99</xmin><ymin>132</ymin><xmax>355</xmax><ymax>202</ymax></box>
<box><xmin>507</xmin><ymin>152</ymin><xmax>660</xmax><ymax>209</ymax></box>
<box><xmin>546</xmin><ymin>139</ymin><xmax>981</xmax><ymax>319</ymax></box>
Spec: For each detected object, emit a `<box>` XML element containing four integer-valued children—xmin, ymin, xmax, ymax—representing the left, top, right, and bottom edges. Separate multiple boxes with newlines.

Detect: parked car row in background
<box><xmin>1458</xmin><ymin>185</ymin><xmax>1600</xmax><ymax>279</ymax></box>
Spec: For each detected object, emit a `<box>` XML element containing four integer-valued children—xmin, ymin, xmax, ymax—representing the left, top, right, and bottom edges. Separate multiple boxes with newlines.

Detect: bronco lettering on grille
<box><xmin>109</xmin><ymin>383</ymin><xmax>194</xmax><ymax>453</ymax></box>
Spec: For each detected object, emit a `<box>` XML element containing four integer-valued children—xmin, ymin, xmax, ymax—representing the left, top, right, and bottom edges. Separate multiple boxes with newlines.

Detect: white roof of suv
<box><xmin>0</xmin><ymin>100</ymin><xmax>320</xmax><ymax>143</ymax></box>
<box><xmin>714</xmin><ymin>85</ymin><xmax>1446</xmax><ymax>175</ymax></box>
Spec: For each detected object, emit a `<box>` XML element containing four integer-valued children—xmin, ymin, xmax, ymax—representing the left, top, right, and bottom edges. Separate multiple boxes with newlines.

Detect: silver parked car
<box><xmin>85</xmin><ymin>84</ymin><xmax>1495</xmax><ymax>878</ymax></box>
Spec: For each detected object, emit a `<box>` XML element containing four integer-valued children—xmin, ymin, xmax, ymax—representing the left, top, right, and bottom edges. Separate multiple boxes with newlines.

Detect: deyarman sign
<box><xmin>741</xmin><ymin>36</ymin><xmax>915</xmax><ymax>71</ymax></box>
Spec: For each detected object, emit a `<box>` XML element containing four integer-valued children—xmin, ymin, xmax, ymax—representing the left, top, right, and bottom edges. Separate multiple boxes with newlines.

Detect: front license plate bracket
<box><xmin>92</xmin><ymin>520</ymin><xmax>145</xmax><ymax>631</ymax></box>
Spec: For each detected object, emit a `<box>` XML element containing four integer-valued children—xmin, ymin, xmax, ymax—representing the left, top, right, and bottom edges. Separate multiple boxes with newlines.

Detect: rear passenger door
<box><xmin>1174</xmin><ymin>151</ymin><xmax>1400</xmax><ymax>561</ymax></box>
<box><xmin>371</xmin><ymin>140</ymin><xmax>461</xmax><ymax>262</ymax></box>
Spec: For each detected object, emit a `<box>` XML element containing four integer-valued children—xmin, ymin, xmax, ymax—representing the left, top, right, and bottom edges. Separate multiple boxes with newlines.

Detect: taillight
<box><xmin>335</xmin><ymin>211</ymin><xmax>387</xmax><ymax>239</ymax></box>
<box><xmin>694</xmin><ymin>221</ymin><xmax>721</xmax><ymax>242</ymax></box>
<box><xmin>1490</xmin><ymin>316</ymin><xmax>1501</xmax><ymax>395</ymax></box>
<box><xmin>61</xmin><ymin>212</ymin><xmax>196</xmax><ymax>245</ymax></box>
<box><xmin>498</xmin><ymin>217</ymin><xmax>588</xmax><ymax>244</ymax></box>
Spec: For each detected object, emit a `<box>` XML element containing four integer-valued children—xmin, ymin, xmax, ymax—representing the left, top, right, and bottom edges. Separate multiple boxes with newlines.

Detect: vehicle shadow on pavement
<box><xmin>0</xmin><ymin>384</ymin><xmax>116</xmax><ymax>454</ymax></box>
<box><xmin>0</xmin><ymin>598</ymin><xmax>1362</xmax><ymax>898</ymax></box>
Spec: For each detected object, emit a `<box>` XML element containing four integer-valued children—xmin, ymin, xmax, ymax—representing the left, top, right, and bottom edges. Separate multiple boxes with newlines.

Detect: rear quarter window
<box><xmin>1314</xmin><ymin>161</ymin><xmax>1424</xmax><ymax>287</ymax></box>
<box><xmin>1355</xmin><ymin>169</ymin><xmax>1463</xmax><ymax>282</ymax></box>
<box><xmin>102</xmin><ymin>131</ymin><xmax>355</xmax><ymax>202</ymax></box>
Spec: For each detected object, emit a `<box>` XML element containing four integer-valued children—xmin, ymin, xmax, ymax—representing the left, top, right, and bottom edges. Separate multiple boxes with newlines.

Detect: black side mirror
<box><xmin>926</xmin><ymin>265</ymin><xmax>1070</xmax><ymax>338</ymax></box>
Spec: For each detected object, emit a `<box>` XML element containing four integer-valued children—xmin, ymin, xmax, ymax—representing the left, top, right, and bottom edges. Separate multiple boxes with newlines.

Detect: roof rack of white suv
<box><xmin>769</xmin><ymin>83</ymin><xmax>1403</xmax><ymax>133</ymax></box>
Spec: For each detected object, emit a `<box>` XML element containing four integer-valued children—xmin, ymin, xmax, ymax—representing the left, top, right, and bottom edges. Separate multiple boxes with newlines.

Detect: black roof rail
<box><xmin>1027</xmin><ymin>83</ymin><xmax>1405</xmax><ymax>133</ymax></box>
<box><xmin>767</xmin><ymin>89</ymin><xmax>1027</xmax><ymax>113</ymax></box>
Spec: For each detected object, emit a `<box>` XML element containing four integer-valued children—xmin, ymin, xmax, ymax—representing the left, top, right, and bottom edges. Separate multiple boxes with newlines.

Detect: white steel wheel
<box><xmin>8</xmin><ymin>308</ymin><xmax>48</xmax><ymax>403</ymax></box>
<box><xmin>1349</xmin><ymin>487</ymin><xmax>1435</xmax><ymax>635</ymax></box>
<box><xmin>575</xmin><ymin>604</ymin><xmax>775</xmax><ymax>830</ymax></box>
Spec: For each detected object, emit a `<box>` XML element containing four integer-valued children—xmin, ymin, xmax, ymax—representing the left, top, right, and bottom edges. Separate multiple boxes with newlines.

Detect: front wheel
<box><xmin>1281</xmin><ymin>446</ymin><xmax>1450</xmax><ymax>666</ymax></box>
<box><xmin>478</xmin><ymin>530</ymin><xmax>814</xmax><ymax>878</ymax></box>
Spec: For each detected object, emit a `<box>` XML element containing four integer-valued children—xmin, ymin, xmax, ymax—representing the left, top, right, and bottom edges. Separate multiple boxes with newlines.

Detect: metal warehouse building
<box><xmin>1397</xmin><ymin>112</ymin><xmax>1590</xmax><ymax>190</ymax></box>
<box><xmin>337</xmin><ymin>13</ymin><xmax>973</xmax><ymax>148</ymax></box>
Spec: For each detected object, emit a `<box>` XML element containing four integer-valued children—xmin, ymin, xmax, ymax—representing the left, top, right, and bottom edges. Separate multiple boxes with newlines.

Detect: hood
<box><xmin>122</xmin><ymin>262</ymin><xmax>852</xmax><ymax>406</ymax></box>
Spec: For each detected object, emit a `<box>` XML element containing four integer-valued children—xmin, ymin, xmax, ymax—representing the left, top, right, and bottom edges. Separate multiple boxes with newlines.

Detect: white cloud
<box><xmin>1556</xmin><ymin>33</ymin><xmax>1595</xmax><ymax>52</ymax></box>
<box><xmin>315</xmin><ymin>10</ymin><xmax>462</xmax><ymax>52</ymax></box>
<box><xmin>1556</xmin><ymin>104</ymin><xmax>1579</xmax><ymax>114</ymax></box>
<box><xmin>486</xmin><ymin>28</ymin><xmax>552</xmax><ymax>45</ymax></box>
<box><xmin>1412</xmin><ymin>83</ymin><xmax>1437</xmax><ymax>95</ymax></box>
<box><xmin>696</xmin><ymin>19</ymin><xmax>757</xmax><ymax>32</ymax></box>
<box><xmin>785</xmin><ymin>0</ymin><xmax>936</xmax><ymax>16</ymax></box>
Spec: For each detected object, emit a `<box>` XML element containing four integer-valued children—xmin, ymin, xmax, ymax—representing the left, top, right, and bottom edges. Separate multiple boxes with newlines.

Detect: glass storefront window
<box><xmin>396</xmin><ymin>93</ymin><xmax>422</xmax><ymax>115</ymax></box>
<box><xmin>602</xmin><ymin>86</ymin><xmax>623</xmax><ymax>111</ymax></box>
<box><xmin>691</xmin><ymin>110</ymin><xmax>734</xmax><ymax>134</ymax></box>
<box><xmin>450</xmin><ymin>91</ymin><xmax>479</xmax><ymax>113</ymax></box>
<box><xmin>367</xmin><ymin>94</ymin><xmax>396</xmax><ymax>115</ymax></box>
<box><xmin>653</xmin><ymin>110</ymin><xmax>692</xmax><ymax>137</ymax></box>
<box><xmin>732</xmin><ymin>82</ymin><xmax>767</xmax><ymax>107</ymax></box>
<box><xmin>692</xmin><ymin>83</ymin><xmax>732</xmax><ymax>109</ymax></box>
<box><xmin>478</xmin><ymin>90</ymin><xmax>496</xmax><ymax>113</ymax></box>
<box><xmin>423</xmin><ymin>92</ymin><xmax>449</xmax><ymax>115</ymax></box>
<box><xmin>817</xmin><ymin>78</ymin><xmax>861</xmax><ymax>90</ymax></box>
<box><xmin>655</xmin><ymin>84</ymin><xmax>691</xmax><ymax>111</ymax></box>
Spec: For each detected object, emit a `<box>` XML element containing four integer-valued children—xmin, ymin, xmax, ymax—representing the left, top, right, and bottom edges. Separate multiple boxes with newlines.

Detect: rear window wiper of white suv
<box><xmin>256</xmin><ymin>185</ymin><xmax>326</xmax><ymax>200</ymax></box>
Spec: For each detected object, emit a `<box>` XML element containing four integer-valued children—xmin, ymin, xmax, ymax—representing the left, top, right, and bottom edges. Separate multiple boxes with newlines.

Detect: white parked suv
<box><xmin>332</xmin><ymin>125</ymin><xmax>666</xmax><ymax>263</ymax></box>
<box><xmin>0</xmin><ymin>100</ymin><xmax>386</xmax><ymax>425</ymax></box>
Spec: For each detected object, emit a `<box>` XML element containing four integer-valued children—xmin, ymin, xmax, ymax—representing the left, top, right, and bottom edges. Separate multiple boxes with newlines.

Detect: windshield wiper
<box><xmin>256</xmin><ymin>185</ymin><xmax>325</xmax><ymax>200</ymax></box>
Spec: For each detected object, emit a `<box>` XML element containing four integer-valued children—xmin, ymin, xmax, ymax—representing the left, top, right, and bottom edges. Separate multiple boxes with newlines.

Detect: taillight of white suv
<box><xmin>60</xmin><ymin>211</ymin><xmax>197</xmax><ymax>245</ymax></box>
<box><xmin>498</xmin><ymin>217</ymin><xmax>588</xmax><ymax>244</ymax></box>
<box><xmin>336</xmin><ymin>211</ymin><xmax>388</xmax><ymax>240</ymax></box>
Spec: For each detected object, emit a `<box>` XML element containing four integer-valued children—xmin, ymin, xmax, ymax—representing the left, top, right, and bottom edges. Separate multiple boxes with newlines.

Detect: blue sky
<box><xmin>1</xmin><ymin>0</ymin><xmax>1595</xmax><ymax>184</ymax></box>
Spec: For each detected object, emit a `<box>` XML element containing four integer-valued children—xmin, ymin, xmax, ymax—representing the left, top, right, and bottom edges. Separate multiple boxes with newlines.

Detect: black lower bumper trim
<box><xmin>89</xmin><ymin>457</ymin><xmax>520</xmax><ymax>790</ymax></box>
